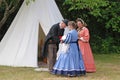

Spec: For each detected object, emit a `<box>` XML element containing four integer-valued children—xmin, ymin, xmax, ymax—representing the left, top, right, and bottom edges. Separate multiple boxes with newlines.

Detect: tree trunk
<box><xmin>0</xmin><ymin>0</ymin><xmax>2</xmax><ymax>6</ymax></box>
<box><xmin>0</xmin><ymin>0</ymin><xmax>20</xmax><ymax>30</ymax></box>
<box><xmin>0</xmin><ymin>13</ymin><xmax>9</xmax><ymax>29</ymax></box>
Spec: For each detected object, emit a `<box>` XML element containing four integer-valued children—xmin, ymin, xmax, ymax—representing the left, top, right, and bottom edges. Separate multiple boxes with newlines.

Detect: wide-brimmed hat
<box><xmin>62</xmin><ymin>19</ymin><xmax>69</xmax><ymax>26</ymax></box>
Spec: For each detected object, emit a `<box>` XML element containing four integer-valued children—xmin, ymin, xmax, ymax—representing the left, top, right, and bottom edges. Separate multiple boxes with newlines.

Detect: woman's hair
<box><xmin>68</xmin><ymin>21</ymin><xmax>77</xmax><ymax>29</ymax></box>
<box><xmin>76</xmin><ymin>18</ymin><xmax>87</xmax><ymax>27</ymax></box>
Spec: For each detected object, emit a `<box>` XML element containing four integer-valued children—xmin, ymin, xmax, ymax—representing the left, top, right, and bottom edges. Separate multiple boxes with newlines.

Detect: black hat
<box><xmin>62</xmin><ymin>19</ymin><xmax>69</xmax><ymax>26</ymax></box>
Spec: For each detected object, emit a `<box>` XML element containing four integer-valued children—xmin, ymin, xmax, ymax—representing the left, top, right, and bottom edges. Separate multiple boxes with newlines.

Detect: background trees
<box><xmin>0</xmin><ymin>0</ymin><xmax>23</xmax><ymax>29</ymax></box>
<box><xmin>0</xmin><ymin>0</ymin><xmax>23</xmax><ymax>40</ymax></box>
<box><xmin>56</xmin><ymin>0</ymin><xmax>120</xmax><ymax>53</ymax></box>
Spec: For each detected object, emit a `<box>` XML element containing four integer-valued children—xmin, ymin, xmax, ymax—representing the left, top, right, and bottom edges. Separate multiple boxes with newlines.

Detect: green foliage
<box><xmin>61</xmin><ymin>0</ymin><xmax>120</xmax><ymax>54</ymax></box>
<box><xmin>25</xmin><ymin>0</ymin><xmax>35</xmax><ymax>5</ymax></box>
<box><xmin>101</xmin><ymin>2</ymin><xmax>120</xmax><ymax>32</ymax></box>
<box><xmin>101</xmin><ymin>37</ymin><xmax>114</xmax><ymax>53</ymax></box>
<box><xmin>65</xmin><ymin>0</ymin><xmax>109</xmax><ymax>11</ymax></box>
<box><xmin>91</xmin><ymin>35</ymin><xmax>120</xmax><ymax>54</ymax></box>
<box><xmin>64</xmin><ymin>0</ymin><xmax>120</xmax><ymax>32</ymax></box>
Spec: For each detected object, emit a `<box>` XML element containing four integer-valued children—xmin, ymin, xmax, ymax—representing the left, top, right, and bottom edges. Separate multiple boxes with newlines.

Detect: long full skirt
<box><xmin>52</xmin><ymin>43</ymin><xmax>86</xmax><ymax>76</ymax></box>
<box><xmin>78</xmin><ymin>41</ymin><xmax>96</xmax><ymax>72</ymax></box>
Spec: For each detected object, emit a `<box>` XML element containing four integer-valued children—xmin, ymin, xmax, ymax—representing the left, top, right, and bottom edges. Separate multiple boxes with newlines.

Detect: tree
<box><xmin>0</xmin><ymin>0</ymin><xmax>36</xmax><ymax>30</ymax></box>
<box><xmin>64</xmin><ymin>0</ymin><xmax>120</xmax><ymax>32</ymax></box>
<box><xmin>63</xmin><ymin>0</ymin><xmax>120</xmax><ymax>53</ymax></box>
<box><xmin>0</xmin><ymin>0</ymin><xmax>21</xmax><ymax>30</ymax></box>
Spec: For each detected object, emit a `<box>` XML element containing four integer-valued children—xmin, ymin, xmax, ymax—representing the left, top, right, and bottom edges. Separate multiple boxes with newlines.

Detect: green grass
<box><xmin>0</xmin><ymin>54</ymin><xmax>120</xmax><ymax>80</ymax></box>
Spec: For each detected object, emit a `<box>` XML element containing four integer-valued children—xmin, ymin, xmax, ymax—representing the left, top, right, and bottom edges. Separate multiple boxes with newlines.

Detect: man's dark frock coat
<box><xmin>42</xmin><ymin>23</ymin><xmax>64</xmax><ymax>57</ymax></box>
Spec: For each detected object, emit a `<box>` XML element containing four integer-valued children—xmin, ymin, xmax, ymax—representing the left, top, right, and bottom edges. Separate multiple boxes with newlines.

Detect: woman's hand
<box><xmin>79</xmin><ymin>37</ymin><xmax>88</xmax><ymax>43</ymax></box>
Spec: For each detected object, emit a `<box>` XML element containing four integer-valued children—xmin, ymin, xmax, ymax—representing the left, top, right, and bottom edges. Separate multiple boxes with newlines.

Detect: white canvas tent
<box><xmin>0</xmin><ymin>0</ymin><xmax>63</xmax><ymax>67</ymax></box>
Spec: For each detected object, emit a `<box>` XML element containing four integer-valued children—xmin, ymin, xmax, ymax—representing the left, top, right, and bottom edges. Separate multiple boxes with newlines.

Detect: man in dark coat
<box><xmin>42</xmin><ymin>19</ymin><xmax>69</xmax><ymax>71</ymax></box>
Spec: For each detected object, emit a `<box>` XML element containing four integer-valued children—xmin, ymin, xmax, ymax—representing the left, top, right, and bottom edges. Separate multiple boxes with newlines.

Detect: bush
<box><xmin>91</xmin><ymin>36</ymin><xmax>120</xmax><ymax>54</ymax></box>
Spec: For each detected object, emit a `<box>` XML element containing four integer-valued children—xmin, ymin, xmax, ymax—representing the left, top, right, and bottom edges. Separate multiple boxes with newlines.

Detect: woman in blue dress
<box><xmin>52</xmin><ymin>21</ymin><xmax>86</xmax><ymax>76</ymax></box>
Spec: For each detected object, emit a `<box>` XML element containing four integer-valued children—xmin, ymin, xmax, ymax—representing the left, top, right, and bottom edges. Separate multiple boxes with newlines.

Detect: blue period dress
<box><xmin>52</xmin><ymin>29</ymin><xmax>86</xmax><ymax>76</ymax></box>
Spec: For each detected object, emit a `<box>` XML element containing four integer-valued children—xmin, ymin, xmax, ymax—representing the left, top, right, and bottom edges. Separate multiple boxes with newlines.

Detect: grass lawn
<box><xmin>0</xmin><ymin>54</ymin><xmax>120</xmax><ymax>80</ymax></box>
